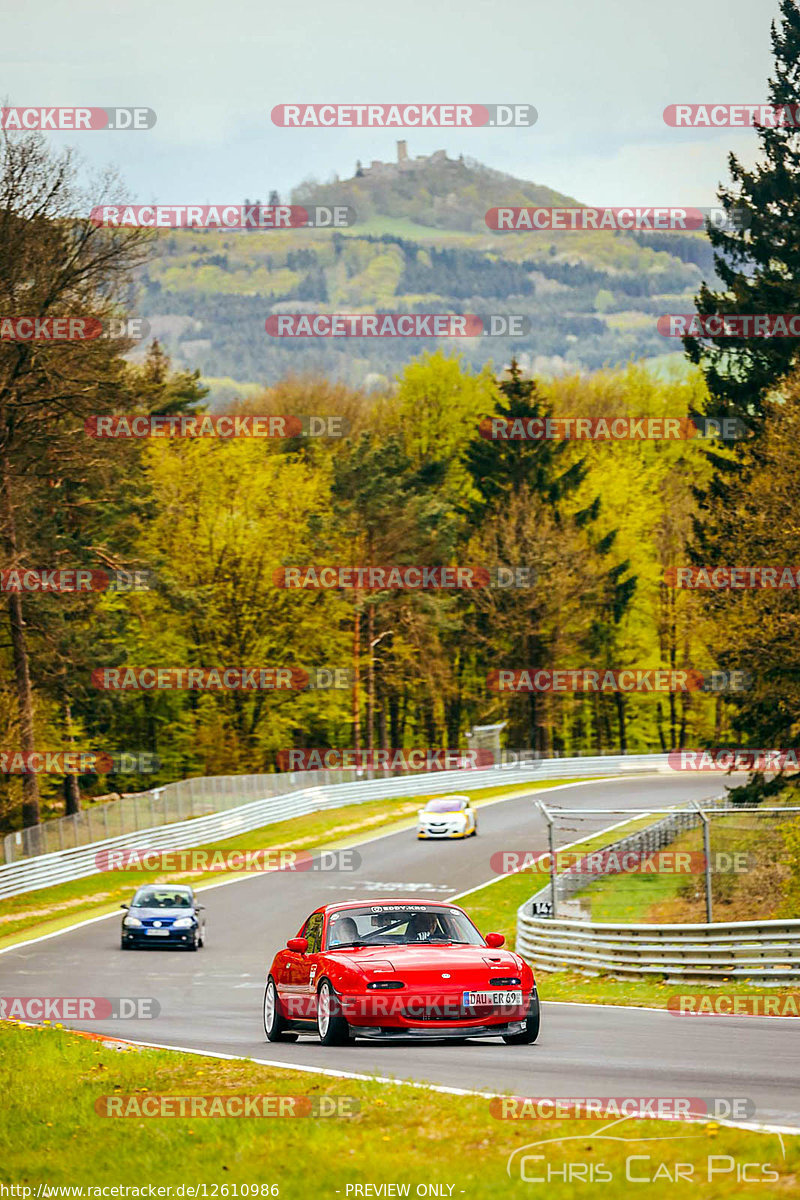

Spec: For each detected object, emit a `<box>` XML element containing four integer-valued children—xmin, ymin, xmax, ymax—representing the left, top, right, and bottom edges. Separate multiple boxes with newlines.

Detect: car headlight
<box><xmin>172</xmin><ymin>916</ymin><xmax>194</xmax><ymax>928</ymax></box>
<box><xmin>123</xmin><ymin>916</ymin><xmax>142</xmax><ymax>927</ymax></box>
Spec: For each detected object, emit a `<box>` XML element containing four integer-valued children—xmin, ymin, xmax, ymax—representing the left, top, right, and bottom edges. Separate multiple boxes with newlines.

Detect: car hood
<box><xmin>326</xmin><ymin>944</ymin><xmax>522</xmax><ymax>978</ymax></box>
<box><xmin>128</xmin><ymin>906</ymin><xmax>196</xmax><ymax>919</ymax></box>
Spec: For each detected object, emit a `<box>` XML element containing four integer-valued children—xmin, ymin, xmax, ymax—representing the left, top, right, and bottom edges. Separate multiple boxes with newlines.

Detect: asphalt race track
<box><xmin>3</xmin><ymin>773</ymin><xmax>799</xmax><ymax>1130</ymax></box>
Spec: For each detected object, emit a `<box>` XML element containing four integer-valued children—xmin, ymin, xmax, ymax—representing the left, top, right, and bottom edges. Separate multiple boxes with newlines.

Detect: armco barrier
<box><xmin>3</xmin><ymin>751</ymin><xmax>672</xmax><ymax>865</ymax></box>
<box><xmin>516</xmin><ymin>804</ymin><xmax>800</xmax><ymax>982</ymax></box>
<box><xmin>0</xmin><ymin>753</ymin><xmax>672</xmax><ymax>898</ymax></box>
<box><xmin>516</xmin><ymin>913</ymin><xmax>800</xmax><ymax>983</ymax></box>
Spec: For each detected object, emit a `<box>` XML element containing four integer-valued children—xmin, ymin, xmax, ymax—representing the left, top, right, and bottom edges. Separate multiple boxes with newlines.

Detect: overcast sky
<box><xmin>0</xmin><ymin>0</ymin><xmax>784</xmax><ymax>207</ymax></box>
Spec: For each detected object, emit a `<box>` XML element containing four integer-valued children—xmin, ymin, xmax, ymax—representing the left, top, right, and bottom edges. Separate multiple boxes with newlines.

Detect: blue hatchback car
<box><xmin>120</xmin><ymin>884</ymin><xmax>206</xmax><ymax>950</ymax></box>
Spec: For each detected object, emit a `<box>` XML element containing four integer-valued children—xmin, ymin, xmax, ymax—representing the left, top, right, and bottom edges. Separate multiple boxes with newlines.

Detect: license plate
<box><xmin>145</xmin><ymin>929</ymin><xmax>170</xmax><ymax>937</ymax></box>
<box><xmin>463</xmin><ymin>989</ymin><xmax>522</xmax><ymax>1007</ymax></box>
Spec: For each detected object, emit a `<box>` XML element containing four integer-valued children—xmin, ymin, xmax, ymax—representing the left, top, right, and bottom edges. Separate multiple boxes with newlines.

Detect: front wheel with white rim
<box><xmin>263</xmin><ymin>978</ymin><xmax>298</xmax><ymax>1042</ymax></box>
<box><xmin>316</xmin><ymin>979</ymin><xmax>352</xmax><ymax>1045</ymax></box>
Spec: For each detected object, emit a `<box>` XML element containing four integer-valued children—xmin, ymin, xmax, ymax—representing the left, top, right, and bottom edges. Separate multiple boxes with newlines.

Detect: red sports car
<box><xmin>263</xmin><ymin>899</ymin><xmax>540</xmax><ymax>1046</ymax></box>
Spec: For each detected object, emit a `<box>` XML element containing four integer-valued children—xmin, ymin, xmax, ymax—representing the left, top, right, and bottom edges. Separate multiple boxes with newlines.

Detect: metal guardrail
<box><xmin>0</xmin><ymin>752</ymin><xmax>672</xmax><ymax>898</ymax></box>
<box><xmin>516</xmin><ymin>805</ymin><xmax>800</xmax><ymax>982</ymax></box>
<box><xmin>516</xmin><ymin>913</ymin><xmax>800</xmax><ymax>983</ymax></box>
<box><xmin>3</xmin><ymin>750</ymin><xmax>671</xmax><ymax>866</ymax></box>
<box><xmin>3</xmin><ymin>772</ymin><xmax>327</xmax><ymax>864</ymax></box>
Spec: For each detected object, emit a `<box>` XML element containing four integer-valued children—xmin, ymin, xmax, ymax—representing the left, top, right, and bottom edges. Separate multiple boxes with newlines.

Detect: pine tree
<box><xmin>463</xmin><ymin>358</ymin><xmax>585</xmax><ymax>516</ymax></box>
<box><xmin>684</xmin><ymin>0</ymin><xmax>800</xmax><ymax>427</ymax></box>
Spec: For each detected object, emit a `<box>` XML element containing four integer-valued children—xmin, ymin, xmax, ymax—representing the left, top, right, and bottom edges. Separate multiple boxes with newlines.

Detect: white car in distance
<box><xmin>416</xmin><ymin>794</ymin><xmax>477</xmax><ymax>839</ymax></box>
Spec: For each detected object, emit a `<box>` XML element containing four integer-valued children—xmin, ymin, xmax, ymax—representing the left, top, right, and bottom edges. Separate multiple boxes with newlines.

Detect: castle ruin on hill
<box><xmin>355</xmin><ymin>141</ymin><xmax>463</xmax><ymax>178</ymax></box>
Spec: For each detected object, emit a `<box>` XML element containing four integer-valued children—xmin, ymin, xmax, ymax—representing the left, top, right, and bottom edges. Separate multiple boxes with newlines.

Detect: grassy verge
<box><xmin>0</xmin><ymin>778</ymin><xmax>590</xmax><ymax>949</ymax></box>
<box><xmin>577</xmin><ymin>806</ymin><xmax>797</xmax><ymax>924</ymax></box>
<box><xmin>0</xmin><ymin>1022</ymin><xmax>796</xmax><ymax>1197</ymax></box>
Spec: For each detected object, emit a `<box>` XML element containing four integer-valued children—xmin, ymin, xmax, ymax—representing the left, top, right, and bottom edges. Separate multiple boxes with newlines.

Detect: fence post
<box><xmin>692</xmin><ymin>801</ymin><xmax>713</xmax><ymax>923</ymax></box>
<box><xmin>536</xmin><ymin>801</ymin><xmax>557</xmax><ymax>918</ymax></box>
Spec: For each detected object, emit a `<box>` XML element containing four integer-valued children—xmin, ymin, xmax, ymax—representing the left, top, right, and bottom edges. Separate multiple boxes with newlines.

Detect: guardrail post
<box><xmin>536</xmin><ymin>800</ymin><xmax>557</xmax><ymax>918</ymax></box>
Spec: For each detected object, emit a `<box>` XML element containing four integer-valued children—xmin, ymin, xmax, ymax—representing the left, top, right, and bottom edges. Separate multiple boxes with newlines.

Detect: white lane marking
<box><xmin>61</xmin><ymin>1031</ymin><xmax>800</xmax><ymax>1136</ymax></box>
<box><xmin>543</xmin><ymin>999</ymin><xmax>800</xmax><ymax>1022</ymax></box>
<box><xmin>0</xmin><ymin>778</ymin><xmax>622</xmax><ymax>955</ymax></box>
<box><xmin>0</xmin><ymin>909</ymin><xmax>131</xmax><ymax>955</ymax></box>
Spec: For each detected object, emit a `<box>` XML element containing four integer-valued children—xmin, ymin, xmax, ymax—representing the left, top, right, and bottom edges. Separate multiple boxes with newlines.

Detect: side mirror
<box><xmin>120</xmin><ymin>904</ymin><xmax>129</xmax><ymax>910</ymax></box>
<box><xmin>287</xmin><ymin>937</ymin><xmax>308</xmax><ymax>954</ymax></box>
<box><xmin>195</xmin><ymin>905</ymin><xmax>205</xmax><ymax>911</ymax></box>
<box><xmin>485</xmin><ymin>932</ymin><xmax>505</xmax><ymax>948</ymax></box>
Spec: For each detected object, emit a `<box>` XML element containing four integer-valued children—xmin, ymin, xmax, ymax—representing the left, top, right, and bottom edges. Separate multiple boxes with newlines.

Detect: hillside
<box><xmin>292</xmin><ymin>146</ymin><xmax>580</xmax><ymax>233</ymax></box>
<box><xmin>133</xmin><ymin>148</ymin><xmax>719</xmax><ymax>400</ymax></box>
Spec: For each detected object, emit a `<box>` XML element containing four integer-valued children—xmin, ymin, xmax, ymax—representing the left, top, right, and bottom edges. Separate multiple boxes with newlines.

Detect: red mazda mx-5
<box><xmin>263</xmin><ymin>899</ymin><xmax>540</xmax><ymax>1045</ymax></box>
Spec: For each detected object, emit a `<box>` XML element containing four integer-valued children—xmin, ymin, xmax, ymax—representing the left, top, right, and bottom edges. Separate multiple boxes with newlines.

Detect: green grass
<box><xmin>0</xmin><ymin>778</ymin><xmax>590</xmax><ymax>948</ymax></box>
<box><xmin>0</xmin><ymin>1022</ymin><xmax>796</xmax><ymax>1197</ymax></box>
<box><xmin>581</xmin><ymin>851</ymin><xmax>695</xmax><ymax>923</ymax></box>
<box><xmin>339</xmin><ymin>214</ymin><xmax>476</xmax><ymax>241</ymax></box>
<box><xmin>575</xmin><ymin>809</ymin><xmax>795</xmax><ymax>925</ymax></box>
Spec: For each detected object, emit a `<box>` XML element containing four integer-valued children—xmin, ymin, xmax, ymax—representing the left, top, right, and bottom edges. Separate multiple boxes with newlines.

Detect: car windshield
<box><xmin>424</xmin><ymin>799</ymin><xmax>465</xmax><ymax>813</ymax></box>
<box><xmin>131</xmin><ymin>888</ymin><xmax>193</xmax><ymax>908</ymax></box>
<box><xmin>325</xmin><ymin>905</ymin><xmax>484</xmax><ymax>949</ymax></box>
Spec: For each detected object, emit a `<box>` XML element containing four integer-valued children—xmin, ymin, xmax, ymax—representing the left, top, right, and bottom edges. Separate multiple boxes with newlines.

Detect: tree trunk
<box><xmin>388</xmin><ymin>690</ymin><xmax>400</xmax><ymax>750</ymax></box>
<box><xmin>63</xmin><ymin>699</ymin><xmax>81</xmax><ymax>814</ymax></box>
<box><xmin>366</xmin><ymin>602</ymin><xmax>374</xmax><ymax>754</ymax></box>
<box><xmin>615</xmin><ymin>692</ymin><xmax>627</xmax><ymax>754</ymax></box>
<box><xmin>1</xmin><ymin>454</ymin><xmax>40</xmax><ymax>826</ymax></box>
<box><xmin>352</xmin><ymin>596</ymin><xmax>361</xmax><ymax>753</ymax></box>
<box><xmin>64</xmin><ymin>773</ymin><xmax>81</xmax><ymax>815</ymax></box>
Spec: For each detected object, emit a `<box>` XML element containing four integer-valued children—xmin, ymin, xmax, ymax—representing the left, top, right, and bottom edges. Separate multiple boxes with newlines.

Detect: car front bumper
<box><xmin>417</xmin><ymin>825</ymin><xmax>468</xmax><ymax>838</ymax></box>
<box><xmin>122</xmin><ymin>927</ymin><xmax>197</xmax><ymax>946</ymax></box>
<box><xmin>337</xmin><ymin>991</ymin><xmax>530</xmax><ymax>1032</ymax></box>
<box><xmin>347</xmin><ymin>1020</ymin><xmax>527</xmax><ymax>1039</ymax></box>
